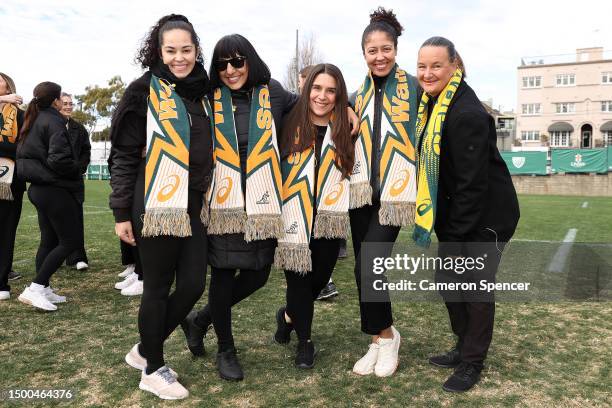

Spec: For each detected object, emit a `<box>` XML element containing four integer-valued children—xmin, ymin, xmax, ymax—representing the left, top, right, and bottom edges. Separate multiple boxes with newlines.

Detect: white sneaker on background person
<box><xmin>115</xmin><ymin>272</ymin><xmax>137</xmax><ymax>290</ymax></box>
<box><xmin>139</xmin><ymin>366</ymin><xmax>188</xmax><ymax>400</ymax></box>
<box><xmin>121</xmin><ymin>279</ymin><xmax>143</xmax><ymax>296</ymax></box>
<box><xmin>374</xmin><ymin>326</ymin><xmax>401</xmax><ymax>377</ymax></box>
<box><xmin>76</xmin><ymin>261</ymin><xmax>88</xmax><ymax>271</ymax></box>
<box><xmin>18</xmin><ymin>284</ymin><xmax>57</xmax><ymax>311</ymax></box>
<box><xmin>352</xmin><ymin>342</ymin><xmax>380</xmax><ymax>375</ymax></box>
<box><xmin>44</xmin><ymin>286</ymin><xmax>67</xmax><ymax>303</ymax></box>
<box><xmin>118</xmin><ymin>264</ymin><xmax>135</xmax><ymax>278</ymax></box>
<box><xmin>125</xmin><ymin>344</ymin><xmax>177</xmax><ymax>378</ymax></box>
<box><xmin>0</xmin><ymin>291</ymin><xmax>9</xmax><ymax>300</ymax></box>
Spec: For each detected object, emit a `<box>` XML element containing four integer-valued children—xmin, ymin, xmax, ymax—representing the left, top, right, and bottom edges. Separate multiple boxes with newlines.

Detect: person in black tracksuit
<box><xmin>16</xmin><ymin>81</ymin><xmax>81</xmax><ymax>311</ymax></box>
<box><xmin>273</xmin><ymin>63</ymin><xmax>354</xmax><ymax>369</ymax></box>
<box><xmin>60</xmin><ymin>93</ymin><xmax>91</xmax><ymax>269</ymax></box>
<box><xmin>0</xmin><ymin>72</ymin><xmax>25</xmax><ymax>297</ymax></box>
<box><xmin>179</xmin><ymin>34</ymin><xmax>299</xmax><ymax>382</ymax></box>
<box><xmin>416</xmin><ymin>37</ymin><xmax>519</xmax><ymax>393</ymax></box>
<box><xmin>108</xmin><ymin>15</ymin><xmax>212</xmax><ymax>398</ymax></box>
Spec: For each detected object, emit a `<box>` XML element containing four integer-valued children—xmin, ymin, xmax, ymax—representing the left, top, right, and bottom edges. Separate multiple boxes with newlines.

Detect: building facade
<box><xmin>516</xmin><ymin>47</ymin><xmax>612</xmax><ymax>149</ymax></box>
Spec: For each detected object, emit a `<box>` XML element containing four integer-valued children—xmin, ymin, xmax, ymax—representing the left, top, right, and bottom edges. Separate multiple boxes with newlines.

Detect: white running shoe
<box><xmin>121</xmin><ymin>279</ymin><xmax>143</xmax><ymax>296</ymax></box>
<box><xmin>118</xmin><ymin>264</ymin><xmax>135</xmax><ymax>278</ymax></box>
<box><xmin>115</xmin><ymin>272</ymin><xmax>137</xmax><ymax>290</ymax></box>
<box><xmin>18</xmin><ymin>286</ymin><xmax>57</xmax><ymax>311</ymax></box>
<box><xmin>139</xmin><ymin>366</ymin><xmax>188</xmax><ymax>400</ymax></box>
<box><xmin>0</xmin><ymin>291</ymin><xmax>9</xmax><ymax>300</ymax></box>
<box><xmin>44</xmin><ymin>287</ymin><xmax>67</xmax><ymax>303</ymax></box>
<box><xmin>125</xmin><ymin>344</ymin><xmax>177</xmax><ymax>378</ymax></box>
<box><xmin>352</xmin><ymin>342</ymin><xmax>380</xmax><ymax>375</ymax></box>
<box><xmin>374</xmin><ymin>326</ymin><xmax>401</xmax><ymax>377</ymax></box>
<box><xmin>76</xmin><ymin>261</ymin><xmax>89</xmax><ymax>271</ymax></box>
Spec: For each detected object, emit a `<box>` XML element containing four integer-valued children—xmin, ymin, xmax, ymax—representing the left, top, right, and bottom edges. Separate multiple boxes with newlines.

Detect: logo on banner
<box><xmin>286</xmin><ymin>221</ymin><xmax>298</xmax><ymax>234</ymax></box>
<box><xmin>256</xmin><ymin>191</ymin><xmax>270</xmax><ymax>205</ymax></box>
<box><xmin>512</xmin><ymin>156</ymin><xmax>526</xmax><ymax>168</ymax></box>
<box><xmin>570</xmin><ymin>154</ymin><xmax>586</xmax><ymax>168</ymax></box>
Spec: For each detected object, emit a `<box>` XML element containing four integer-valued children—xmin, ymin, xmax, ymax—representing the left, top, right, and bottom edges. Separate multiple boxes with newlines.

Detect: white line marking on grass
<box><xmin>582</xmin><ymin>201</ymin><xmax>589</xmax><ymax>208</ymax></box>
<box><xmin>84</xmin><ymin>205</ymin><xmax>110</xmax><ymax>209</ymax></box>
<box><xmin>27</xmin><ymin>210</ymin><xmax>110</xmax><ymax>218</ymax></box>
<box><xmin>547</xmin><ymin>228</ymin><xmax>577</xmax><ymax>273</ymax></box>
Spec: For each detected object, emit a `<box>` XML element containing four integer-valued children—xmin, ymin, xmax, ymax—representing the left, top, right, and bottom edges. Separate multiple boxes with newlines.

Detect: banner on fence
<box><xmin>551</xmin><ymin>148</ymin><xmax>608</xmax><ymax>173</ymax></box>
<box><xmin>608</xmin><ymin>146</ymin><xmax>612</xmax><ymax>171</ymax></box>
<box><xmin>86</xmin><ymin>164</ymin><xmax>110</xmax><ymax>180</ymax></box>
<box><xmin>501</xmin><ymin>151</ymin><xmax>547</xmax><ymax>175</ymax></box>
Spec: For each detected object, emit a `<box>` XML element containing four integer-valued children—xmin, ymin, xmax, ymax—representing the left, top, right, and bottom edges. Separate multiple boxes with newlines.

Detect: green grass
<box><xmin>1</xmin><ymin>182</ymin><xmax>611</xmax><ymax>407</ymax></box>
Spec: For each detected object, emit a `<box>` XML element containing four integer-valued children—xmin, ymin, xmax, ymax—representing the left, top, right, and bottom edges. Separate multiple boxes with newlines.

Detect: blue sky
<box><xmin>1</xmin><ymin>0</ymin><xmax>611</xmax><ymax>112</ymax></box>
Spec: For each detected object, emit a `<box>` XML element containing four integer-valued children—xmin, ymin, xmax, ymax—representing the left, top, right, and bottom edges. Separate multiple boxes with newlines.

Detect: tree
<box><xmin>284</xmin><ymin>33</ymin><xmax>322</xmax><ymax>93</ymax></box>
<box><xmin>91</xmin><ymin>127</ymin><xmax>110</xmax><ymax>143</ymax></box>
<box><xmin>74</xmin><ymin>75</ymin><xmax>125</xmax><ymax>136</ymax></box>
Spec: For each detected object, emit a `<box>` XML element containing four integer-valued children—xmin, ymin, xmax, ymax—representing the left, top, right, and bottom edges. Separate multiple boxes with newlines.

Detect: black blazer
<box><xmin>433</xmin><ymin>81</ymin><xmax>519</xmax><ymax>251</ymax></box>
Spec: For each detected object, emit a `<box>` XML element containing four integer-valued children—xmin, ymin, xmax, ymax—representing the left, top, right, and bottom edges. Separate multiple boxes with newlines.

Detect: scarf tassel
<box><xmin>244</xmin><ymin>214</ymin><xmax>284</xmax><ymax>242</ymax></box>
<box><xmin>349</xmin><ymin>182</ymin><xmax>372</xmax><ymax>209</ymax></box>
<box><xmin>142</xmin><ymin>209</ymin><xmax>192</xmax><ymax>238</ymax></box>
<box><xmin>208</xmin><ymin>209</ymin><xmax>247</xmax><ymax>235</ymax></box>
<box><xmin>379</xmin><ymin>201</ymin><xmax>416</xmax><ymax>227</ymax></box>
<box><xmin>0</xmin><ymin>183</ymin><xmax>14</xmax><ymax>201</ymax></box>
<box><xmin>313</xmin><ymin>211</ymin><xmax>349</xmax><ymax>239</ymax></box>
<box><xmin>274</xmin><ymin>243</ymin><xmax>312</xmax><ymax>275</ymax></box>
<box><xmin>200</xmin><ymin>193</ymin><xmax>210</xmax><ymax>227</ymax></box>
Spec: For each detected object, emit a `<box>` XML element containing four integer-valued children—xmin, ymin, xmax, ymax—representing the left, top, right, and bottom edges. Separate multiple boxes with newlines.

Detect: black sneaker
<box><xmin>442</xmin><ymin>362</ymin><xmax>482</xmax><ymax>392</ymax></box>
<box><xmin>316</xmin><ymin>282</ymin><xmax>338</xmax><ymax>301</ymax></box>
<box><xmin>295</xmin><ymin>339</ymin><xmax>316</xmax><ymax>369</ymax></box>
<box><xmin>274</xmin><ymin>306</ymin><xmax>293</xmax><ymax>344</ymax></box>
<box><xmin>8</xmin><ymin>270</ymin><xmax>21</xmax><ymax>280</ymax></box>
<box><xmin>338</xmin><ymin>241</ymin><xmax>347</xmax><ymax>259</ymax></box>
<box><xmin>216</xmin><ymin>348</ymin><xmax>244</xmax><ymax>381</ymax></box>
<box><xmin>429</xmin><ymin>347</ymin><xmax>461</xmax><ymax>368</ymax></box>
<box><xmin>180</xmin><ymin>310</ymin><xmax>209</xmax><ymax>357</ymax></box>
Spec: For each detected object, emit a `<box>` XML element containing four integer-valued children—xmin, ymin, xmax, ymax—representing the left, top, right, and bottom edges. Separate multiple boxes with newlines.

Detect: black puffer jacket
<box><xmin>208</xmin><ymin>79</ymin><xmax>298</xmax><ymax>270</ymax></box>
<box><xmin>16</xmin><ymin>107</ymin><xmax>82</xmax><ymax>192</ymax></box>
<box><xmin>67</xmin><ymin>118</ymin><xmax>91</xmax><ymax>201</ymax></box>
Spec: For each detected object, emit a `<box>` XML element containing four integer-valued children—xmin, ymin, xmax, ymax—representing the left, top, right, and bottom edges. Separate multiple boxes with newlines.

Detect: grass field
<box><xmin>1</xmin><ymin>182</ymin><xmax>611</xmax><ymax>407</ymax></box>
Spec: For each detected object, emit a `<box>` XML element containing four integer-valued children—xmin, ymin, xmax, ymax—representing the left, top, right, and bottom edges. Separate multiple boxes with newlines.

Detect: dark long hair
<box><xmin>280</xmin><ymin>64</ymin><xmax>354</xmax><ymax>178</ymax></box>
<box><xmin>20</xmin><ymin>82</ymin><xmax>61</xmax><ymax>141</ymax></box>
<box><xmin>361</xmin><ymin>7</ymin><xmax>403</xmax><ymax>52</ymax></box>
<box><xmin>136</xmin><ymin>14</ymin><xmax>203</xmax><ymax>69</ymax></box>
<box><xmin>209</xmin><ymin>34</ymin><xmax>271</xmax><ymax>90</ymax></box>
<box><xmin>420</xmin><ymin>36</ymin><xmax>466</xmax><ymax>78</ymax></box>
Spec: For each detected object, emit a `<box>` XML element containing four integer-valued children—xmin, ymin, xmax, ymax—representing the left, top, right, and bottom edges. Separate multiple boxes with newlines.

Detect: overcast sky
<box><xmin>1</xmin><ymin>0</ymin><xmax>611</xmax><ymax>112</ymax></box>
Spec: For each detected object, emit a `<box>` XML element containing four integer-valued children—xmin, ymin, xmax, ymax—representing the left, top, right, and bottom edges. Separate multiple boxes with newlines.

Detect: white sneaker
<box><xmin>125</xmin><ymin>344</ymin><xmax>177</xmax><ymax>378</ymax></box>
<box><xmin>0</xmin><ymin>291</ymin><xmax>9</xmax><ymax>300</ymax></box>
<box><xmin>44</xmin><ymin>287</ymin><xmax>67</xmax><ymax>303</ymax></box>
<box><xmin>352</xmin><ymin>342</ymin><xmax>380</xmax><ymax>375</ymax></box>
<box><xmin>374</xmin><ymin>326</ymin><xmax>401</xmax><ymax>377</ymax></box>
<box><xmin>139</xmin><ymin>366</ymin><xmax>188</xmax><ymax>400</ymax></box>
<box><xmin>18</xmin><ymin>286</ymin><xmax>57</xmax><ymax>311</ymax></box>
<box><xmin>76</xmin><ymin>261</ymin><xmax>89</xmax><ymax>271</ymax></box>
<box><xmin>118</xmin><ymin>264</ymin><xmax>135</xmax><ymax>278</ymax></box>
<box><xmin>121</xmin><ymin>279</ymin><xmax>143</xmax><ymax>296</ymax></box>
<box><xmin>115</xmin><ymin>272</ymin><xmax>137</xmax><ymax>290</ymax></box>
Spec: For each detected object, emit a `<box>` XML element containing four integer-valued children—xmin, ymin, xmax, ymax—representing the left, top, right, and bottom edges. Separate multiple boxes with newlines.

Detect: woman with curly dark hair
<box><xmin>108</xmin><ymin>14</ymin><xmax>212</xmax><ymax>399</ymax></box>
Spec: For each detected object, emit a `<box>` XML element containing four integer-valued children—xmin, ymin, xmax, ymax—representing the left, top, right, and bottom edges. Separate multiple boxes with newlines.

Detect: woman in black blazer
<box><xmin>415</xmin><ymin>37</ymin><xmax>519</xmax><ymax>393</ymax></box>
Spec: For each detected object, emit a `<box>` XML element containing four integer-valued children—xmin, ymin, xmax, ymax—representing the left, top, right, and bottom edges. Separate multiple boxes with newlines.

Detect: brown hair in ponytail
<box><xmin>361</xmin><ymin>7</ymin><xmax>403</xmax><ymax>52</ymax></box>
<box><xmin>20</xmin><ymin>81</ymin><xmax>62</xmax><ymax>141</ymax></box>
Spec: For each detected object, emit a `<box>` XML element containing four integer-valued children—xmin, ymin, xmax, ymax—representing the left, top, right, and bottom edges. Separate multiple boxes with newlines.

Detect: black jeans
<box><xmin>349</xmin><ymin>203</ymin><xmax>398</xmax><ymax>335</ymax></box>
<box><xmin>0</xmin><ymin>185</ymin><xmax>24</xmax><ymax>291</ymax></box>
<box><xmin>284</xmin><ymin>238</ymin><xmax>341</xmax><ymax>341</ymax></box>
<box><xmin>66</xmin><ymin>200</ymin><xmax>88</xmax><ymax>265</ymax></box>
<box><xmin>28</xmin><ymin>185</ymin><xmax>80</xmax><ymax>287</ymax></box>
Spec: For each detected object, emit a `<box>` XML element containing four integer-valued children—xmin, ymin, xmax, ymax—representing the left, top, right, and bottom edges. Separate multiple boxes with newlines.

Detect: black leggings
<box><xmin>349</xmin><ymin>203</ymin><xmax>399</xmax><ymax>335</ymax></box>
<box><xmin>0</xmin><ymin>185</ymin><xmax>24</xmax><ymax>291</ymax></box>
<box><xmin>197</xmin><ymin>266</ymin><xmax>271</xmax><ymax>352</ymax></box>
<box><xmin>66</xmin><ymin>200</ymin><xmax>88</xmax><ymax>265</ymax></box>
<box><xmin>284</xmin><ymin>238</ymin><xmax>341</xmax><ymax>341</ymax></box>
<box><xmin>28</xmin><ymin>185</ymin><xmax>80</xmax><ymax>287</ymax></box>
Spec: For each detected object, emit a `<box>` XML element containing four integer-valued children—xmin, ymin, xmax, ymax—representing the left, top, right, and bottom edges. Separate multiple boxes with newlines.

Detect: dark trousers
<box><xmin>120</xmin><ymin>239</ymin><xmax>143</xmax><ymax>280</ymax></box>
<box><xmin>197</xmin><ymin>265</ymin><xmax>271</xmax><ymax>352</ymax></box>
<box><xmin>28</xmin><ymin>185</ymin><xmax>80</xmax><ymax>287</ymax></box>
<box><xmin>66</xmin><ymin>200</ymin><xmax>88</xmax><ymax>265</ymax></box>
<box><xmin>0</xmin><ymin>185</ymin><xmax>24</xmax><ymax>291</ymax></box>
<box><xmin>285</xmin><ymin>238</ymin><xmax>341</xmax><ymax>341</ymax></box>
<box><xmin>349</xmin><ymin>203</ymin><xmax>398</xmax><ymax>335</ymax></box>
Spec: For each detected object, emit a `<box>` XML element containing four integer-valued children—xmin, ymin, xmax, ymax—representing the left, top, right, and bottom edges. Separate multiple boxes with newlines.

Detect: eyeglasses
<box><xmin>214</xmin><ymin>56</ymin><xmax>247</xmax><ymax>71</ymax></box>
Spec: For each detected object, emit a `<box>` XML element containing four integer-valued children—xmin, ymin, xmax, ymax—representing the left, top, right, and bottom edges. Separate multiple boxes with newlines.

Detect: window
<box><xmin>521</xmin><ymin>131</ymin><xmax>540</xmax><ymax>141</ymax></box>
<box><xmin>522</xmin><ymin>76</ymin><xmax>541</xmax><ymax>88</ymax></box>
<box><xmin>555</xmin><ymin>103</ymin><xmax>575</xmax><ymax>114</ymax></box>
<box><xmin>601</xmin><ymin>101</ymin><xmax>612</xmax><ymax>112</ymax></box>
<box><xmin>556</xmin><ymin>74</ymin><xmax>575</xmax><ymax>86</ymax></box>
<box><xmin>602</xmin><ymin>72</ymin><xmax>612</xmax><ymax>84</ymax></box>
<box><xmin>522</xmin><ymin>103</ymin><xmax>541</xmax><ymax>115</ymax></box>
<box><xmin>550</xmin><ymin>131</ymin><xmax>571</xmax><ymax>147</ymax></box>
<box><xmin>603</xmin><ymin>131</ymin><xmax>612</xmax><ymax>146</ymax></box>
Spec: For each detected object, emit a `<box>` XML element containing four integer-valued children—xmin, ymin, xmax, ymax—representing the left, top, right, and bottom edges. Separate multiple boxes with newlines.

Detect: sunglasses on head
<box><xmin>214</xmin><ymin>56</ymin><xmax>247</xmax><ymax>71</ymax></box>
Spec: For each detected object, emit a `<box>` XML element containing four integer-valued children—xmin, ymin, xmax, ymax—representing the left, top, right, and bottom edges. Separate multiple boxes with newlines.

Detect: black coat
<box><xmin>16</xmin><ymin>108</ymin><xmax>82</xmax><ymax>193</ymax></box>
<box><xmin>433</xmin><ymin>81</ymin><xmax>519</xmax><ymax>253</ymax></box>
<box><xmin>208</xmin><ymin>79</ymin><xmax>298</xmax><ymax>270</ymax></box>
<box><xmin>67</xmin><ymin>118</ymin><xmax>91</xmax><ymax>201</ymax></box>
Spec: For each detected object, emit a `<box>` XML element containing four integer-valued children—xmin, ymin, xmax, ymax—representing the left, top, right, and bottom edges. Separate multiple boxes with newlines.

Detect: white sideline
<box><xmin>547</xmin><ymin>228</ymin><xmax>577</xmax><ymax>273</ymax></box>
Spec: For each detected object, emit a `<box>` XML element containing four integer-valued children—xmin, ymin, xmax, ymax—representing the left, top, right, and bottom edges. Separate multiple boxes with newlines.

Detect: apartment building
<box><xmin>516</xmin><ymin>47</ymin><xmax>612</xmax><ymax>148</ymax></box>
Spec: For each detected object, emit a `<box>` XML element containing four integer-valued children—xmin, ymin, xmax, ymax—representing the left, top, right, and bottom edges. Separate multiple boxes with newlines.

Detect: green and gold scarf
<box><xmin>413</xmin><ymin>68</ymin><xmax>463</xmax><ymax>247</ymax></box>
<box><xmin>206</xmin><ymin>85</ymin><xmax>283</xmax><ymax>241</ymax></box>
<box><xmin>0</xmin><ymin>102</ymin><xmax>19</xmax><ymax>200</ymax></box>
<box><xmin>352</xmin><ymin>64</ymin><xmax>418</xmax><ymax>226</ymax></box>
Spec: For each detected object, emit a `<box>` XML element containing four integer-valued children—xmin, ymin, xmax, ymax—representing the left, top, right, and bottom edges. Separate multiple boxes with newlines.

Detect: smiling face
<box><xmin>217</xmin><ymin>56</ymin><xmax>249</xmax><ymax>90</ymax></box>
<box><xmin>363</xmin><ymin>30</ymin><xmax>397</xmax><ymax>77</ymax></box>
<box><xmin>160</xmin><ymin>28</ymin><xmax>197</xmax><ymax>79</ymax></box>
<box><xmin>417</xmin><ymin>45</ymin><xmax>457</xmax><ymax>97</ymax></box>
<box><xmin>0</xmin><ymin>76</ymin><xmax>7</xmax><ymax>95</ymax></box>
<box><xmin>309</xmin><ymin>73</ymin><xmax>337</xmax><ymax>125</ymax></box>
<box><xmin>59</xmin><ymin>95</ymin><xmax>73</xmax><ymax>118</ymax></box>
